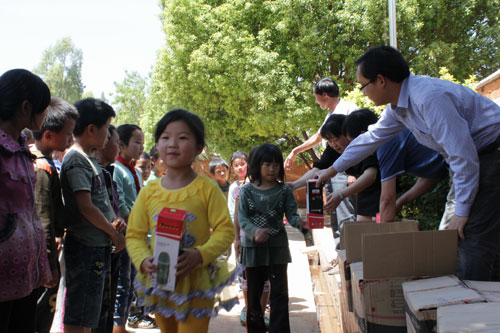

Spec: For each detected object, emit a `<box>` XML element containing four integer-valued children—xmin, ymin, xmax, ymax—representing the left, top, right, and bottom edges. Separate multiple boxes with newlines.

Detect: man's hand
<box><xmin>234</xmin><ymin>238</ymin><xmax>242</xmax><ymax>259</ymax></box>
<box><xmin>300</xmin><ymin>218</ymin><xmax>308</xmax><ymax>230</ymax></box>
<box><xmin>175</xmin><ymin>248</ymin><xmax>203</xmax><ymax>278</ymax></box>
<box><xmin>110</xmin><ymin>231</ymin><xmax>126</xmax><ymax>253</ymax></box>
<box><xmin>254</xmin><ymin>228</ymin><xmax>270</xmax><ymax>243</ymax></box>
<box><xmin>324</xmin><ymin>192</ymin><xmax>342</xmax><ymax>212</ymax></box>
<box><xmin>55</xmin><ymin>237</ymin><xmax>63</xmax><ymax>252</ymax></box>
<box><xmin>284</xmin><ymin>151</ymin><xmax>297</xmax><ymax>170</ymax></box>
<box><xmin>447</xmin><ymin>215</ymin><xmax>468</xmax><ymax>240</ymax></box>
<box><xmin>315</xmin><ymin>167</ymin><xmax>338</xmax><ymax>187</ymax></box>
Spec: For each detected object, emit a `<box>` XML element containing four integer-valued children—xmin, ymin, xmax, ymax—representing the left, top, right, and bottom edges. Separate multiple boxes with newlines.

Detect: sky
<box><xmin>0</xmin><ymin>0</ymin><xmax>164</xmax><ymax>98</ymax></box>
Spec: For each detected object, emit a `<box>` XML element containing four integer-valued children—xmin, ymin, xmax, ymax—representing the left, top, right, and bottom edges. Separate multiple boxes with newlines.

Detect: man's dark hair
<box><xmin>355</xmin><ymin>46</ymin><xmax>410</xmax><ymax>83</ymax></box>
<box><xmin>313</xmin><ymin>78</ymin><xmax>339</xmax><ymax>98</ymax></box>
<box><xmin>342</xmin><ymin>108</ymin><xmax>379</xmax><ymax>139</ymax></box>
<box><xmin>320</xmin><ymin>114</ymin><xmax>347</xmax><ymax>139</ymax></box>
<box><xmin>209</xmin><ymin>158</ymin><xmax>229</xmax><ymax>174</ymax></box>
<box><xmin>73</xmin><ymin>98</ymin><xmax>116</xmax><ymax>136</ymax></box>
<box><xmin>32</xmin><ymin>97</ymin><xmax>79</xmax><ymax>140</ymax></box>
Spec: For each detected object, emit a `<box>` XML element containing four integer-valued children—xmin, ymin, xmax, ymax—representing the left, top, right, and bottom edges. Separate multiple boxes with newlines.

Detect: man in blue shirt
<box><xmin>377</xmin><ymin>129</ymin><xmax>448</xmax><ymax>222</ymax></box>
<box><xmin>316</xmin><ymin>45</ymin><xmax>500</xmax><ymax>281</ymax></box>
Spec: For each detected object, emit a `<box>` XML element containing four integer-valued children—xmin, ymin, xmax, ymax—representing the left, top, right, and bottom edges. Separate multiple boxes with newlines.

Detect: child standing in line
<box><xmin>229</xmin><ymin>151</ymin><xmax>270</xmax><ymax>327</ymax></box>
<box><xmin>145</xmin><ymin>145</ymin><xmax>167</xmax><ymax>185</ymax></box>
<box><xmin>135</xmin><ymin>151</ymin><xmax>152</xmax><ymax>183</ymax></box>
<box><xmin>126</xmin><ymin>109</ymin><xmax>237</xmax><ymax>333</ymax></box>
<box><xmin>209</xmin><ymin>157</ymin><xmax>231</xmax><ymax>199</ymax></box>
<box><xmin>30</xmin><ymin>97</ymin><xmax>79</xmax><ymax>332</ymax></box>
<box><xmin>0</xmin><ymin>69</ymin><xmax>52</xmax><ymax>333</ymax></box>
<box><xmin>238</xmin><ymin>144</ymin><xmax>307</xmax><ymax>333</ymax></box>
<box><xmin>60</xmin><ymin>98</ymin><xmax>125</xmax><ymax>332</ymax></box>
<box><xmin>113</xmin><ymin>124</ymin><xmax>145</xmax><ymax>333</ymax></box>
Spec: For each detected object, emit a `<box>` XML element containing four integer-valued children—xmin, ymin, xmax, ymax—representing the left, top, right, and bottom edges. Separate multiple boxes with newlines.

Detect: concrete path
<box><xmin>127</xmin><ymin>225</ymin><xmax>320</xmax><ymax>333</ymax></box>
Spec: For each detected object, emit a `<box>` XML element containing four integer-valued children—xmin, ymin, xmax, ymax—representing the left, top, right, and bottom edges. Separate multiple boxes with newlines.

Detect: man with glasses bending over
<box><xmin>316</xmin><ymin>45</ymin><xmax>500</xmax><ymax>281</ymax></box>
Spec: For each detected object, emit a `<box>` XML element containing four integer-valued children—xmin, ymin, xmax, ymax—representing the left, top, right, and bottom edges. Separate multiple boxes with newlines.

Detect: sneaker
<box><xmin>240</xmin><ymin>308</ymin><xmax>247</xmax><ymax>326</ymax></box>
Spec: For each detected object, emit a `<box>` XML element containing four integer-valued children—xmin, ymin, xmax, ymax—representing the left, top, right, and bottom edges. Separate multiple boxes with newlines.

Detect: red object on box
<box><xmin>307</xmin><ymin>213</ymin><xmax>324</xmax><ymax>229</ymax></box>
<box><xmin>157</xmin><ymin>207</ymin><xmax>187</xmax><ymax>240</ymax></box>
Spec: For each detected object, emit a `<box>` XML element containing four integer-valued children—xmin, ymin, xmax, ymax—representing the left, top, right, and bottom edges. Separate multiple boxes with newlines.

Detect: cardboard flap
<box><xmin>437</xmin><ymin>303</ymin><xmax>500</xmax><ymax>332</ymax></box>
<box><xmin>406</xmin><ymin>285</ymin><xmax>484</xmax><ymax>312</ymax></box>
<box><xmin>344</xmin><ymin>221</ymin><xmax>419</xmax><ymax>262</ymax></box>
<box><xmin>362</xmin><ymin>230</ymin><xmax>458</xmax><ymax>279</ymax></box>
<box><xmin>402</xmin><ymin>275</ymin><xmax>462</xmax><ymax>294</ymax></box>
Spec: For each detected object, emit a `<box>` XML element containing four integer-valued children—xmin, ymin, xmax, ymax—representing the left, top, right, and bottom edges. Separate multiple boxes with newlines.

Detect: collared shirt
<box><xmin>333</xmin><ymin>74</ymin><xmax>500</xmax><ymax>217</ymax></box>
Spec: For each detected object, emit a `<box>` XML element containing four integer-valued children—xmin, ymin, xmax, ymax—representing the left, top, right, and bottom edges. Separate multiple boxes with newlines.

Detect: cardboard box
<box><xmin>306</xmin><ymin>180</ymin><xmax>324</xmax><ymax>229</ymax></box>
<box><xmin>437</xmin><ymin>302</ymin><xmax>500</xmax><ymax>332</ymax></box>
<box><xmin>351</xmin><ymin>230</ymin><xmax>458</xmax><ymax>332</ymax></box>
<box><xmin>465</xmin><ymin>280</ymin><xmax>500</xmax><ymax>302</ymax></box>
<box><xmin>153</xmin><ymin>207</ymin><xmax>187</xmax><ymax>291</ymax></box>
<box><xmin>343</xmin><ymin>221</ymin><xmax>420</xmax><ymax>263</ymax></box>
<box><xmin>403</xmin><ymin>276</ymin><xmax>485</xmax><ymax>333</ymax></box>
<box><xmin>338</xmin><ymin>221</ymin><xmax>420</xmax><ymax>313</ymax></box>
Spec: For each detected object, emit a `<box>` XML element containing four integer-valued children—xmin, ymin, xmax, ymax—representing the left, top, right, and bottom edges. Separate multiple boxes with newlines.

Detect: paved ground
<box><xmin>126</xmin><ymin>225</ymin><xmax>320</xmax><ymax>333</ymax></box>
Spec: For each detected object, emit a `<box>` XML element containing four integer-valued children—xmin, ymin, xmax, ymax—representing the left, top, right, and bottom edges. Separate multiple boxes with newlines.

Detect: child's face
<box><xmin>213</xmin><ymin>165</ymin><xmax>228</xmax><ymax>184</ymax></box>
<box><xmin>325</xmin><ymin>134</ymin><xmax>348</xmax><ymax>154</ymax></box>
<box><xmin>51</xmin><ymin>118</ymin><xmax>76</xmax><ymax>152</ymax></box>
<box><xmin>101</xmin><ymin>130</ymin><xmax>119</xmax><ymax>165</ymax></box>
<box><xmin>260</xmin><ymin>161</ymin><xmax>280</xmax><ymax>184</ymax></box>
<box><xmin>157</xmin><ymin>120</ymin><xmax>202</xmax><ymax>170</ymax></box>
<box><xmin>152</xmin><ymin>156</ymin><xmax>167</xmax><ymax>175</ymax></box>
<box><xmin>120</xmin><ymin>129</ymin><xmax>144</xmax><ymax>161</ymax></box>
<box><xmin>232</xmin><ymin>158</ymin><xmax>247</xmax><ymax>180</ymax></box>
<box><xmin>136</xmin><ymin>157</ymin><xmax>152</xmax><ymax>181</ymax></box>
<box><xmin>93</xmin><ymin>118</ymin><xmax>112</xmax><ymax>150</ymax></box>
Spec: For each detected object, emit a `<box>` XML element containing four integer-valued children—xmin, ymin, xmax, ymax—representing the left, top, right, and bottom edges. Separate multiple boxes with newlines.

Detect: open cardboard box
<box><xmin>337</xmin><ymin>221</ymin><xmax>419</xmax><ymax>312</ymax></box>
<box><xmin>403</xmin><ymin>276</ymin><xmax>485</xmax><ymax>333</ymax></box>
<box><xmin>351</xmin><ymin>229</ymin><xmax>458</xmax><ymax>333</ymax></box>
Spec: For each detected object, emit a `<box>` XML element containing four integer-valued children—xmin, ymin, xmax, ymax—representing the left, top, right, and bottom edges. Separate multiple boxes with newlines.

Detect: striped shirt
<box><xmin>333</xmin><ymin>74</ymin><xmax>500</xmax><ymax>217</ymax></box>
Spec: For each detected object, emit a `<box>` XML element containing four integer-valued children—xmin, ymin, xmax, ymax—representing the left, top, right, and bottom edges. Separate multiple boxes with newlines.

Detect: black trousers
<box><xmin>0</xmin><ymin>289</ymin><xmax>38</xmax><ymax>333</ymax></box>
<box><xmin>457</xmin><ymin>144</ymin><xmax>500</xmax><ymax>281</ymax></box>
<box><xmin>246</xmin><ymin>264</ymin><xmax>289</xmax><ymax>333</ymax></box>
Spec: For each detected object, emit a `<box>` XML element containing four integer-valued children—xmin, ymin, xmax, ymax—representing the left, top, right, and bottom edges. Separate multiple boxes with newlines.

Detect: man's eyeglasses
<box><xmin>359</xmin><ymin>79</ymin><xmax>375</xmax><ymax>92</ymax></box>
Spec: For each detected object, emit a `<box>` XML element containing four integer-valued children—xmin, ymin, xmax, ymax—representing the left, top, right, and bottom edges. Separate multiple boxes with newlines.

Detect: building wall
<box><xmin>476</xmin><ymin>76</ymin><xmax>500</xmax><ymax>101</ymax></box>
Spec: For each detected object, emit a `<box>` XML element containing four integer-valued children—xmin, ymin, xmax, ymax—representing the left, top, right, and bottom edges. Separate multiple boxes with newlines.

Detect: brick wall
<box><xmin>476</xmin><ymin>76</ymin><xmax>500</xmax><ymax>101</ymax></box>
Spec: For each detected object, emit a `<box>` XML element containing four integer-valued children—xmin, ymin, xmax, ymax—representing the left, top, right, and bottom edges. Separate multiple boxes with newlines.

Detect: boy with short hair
<box><xmin>209</xmin><ymin>157</ymin><xmax>230</xmax><ymax>198</ymax></box>
<box><xmin>60</xmin><ymin>98</ymin><xmax>125</xmax><ymax>333</ymax></box>
<box><xmin>30</xmin><ymin>97</ymin><xmax>79</xmax><ymax>332</ymax></box>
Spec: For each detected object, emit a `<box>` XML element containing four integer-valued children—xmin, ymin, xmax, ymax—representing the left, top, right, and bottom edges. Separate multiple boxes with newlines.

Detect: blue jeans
<box><xmin>456</xmin><ymin>145</ymin><xmax>500</xmax><ymax>281</ymax></box>
<box><xmin>63</xmin><ymin>234</ymin><xmax>111</xmax><ymax>328</ymax></box>
<box><xmin>113</xmin><ymin>249</ymin><xmax>136</xmax><ymax>326</ymax></box>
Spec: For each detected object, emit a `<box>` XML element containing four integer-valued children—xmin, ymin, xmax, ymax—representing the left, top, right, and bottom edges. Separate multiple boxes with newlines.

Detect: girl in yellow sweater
<box><xmin>126</xmin><ymin>109</ymin><xmax>237</xmax><ymax>333</ymax></box>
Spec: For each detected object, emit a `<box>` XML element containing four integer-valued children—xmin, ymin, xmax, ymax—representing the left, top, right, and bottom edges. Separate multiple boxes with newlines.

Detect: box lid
<box><xmin>405</xmin><ymin>285</ymin><xmax>484</xmax><ymax>313</ymax></box>
<box><xmin>402</xmin><ymin>275</ymin><xmax>462</xmax><ymax>294</ymax></box>
<box><xmin>437</xmin><ymin>303</ymin><xmax>500</xmax><ymax>332</ymax></box>
<box><xmin>343</xmin><ymin>221</ymin><xmax>419</xmax><ymax>263</ymax></box>
<box><xmin>157</xmin><ymin>207</ymin><xmax>187</xmax><ymax>236</ymax></box>
<box><xmin>362</xmin><ymin>230</ymin><xmax>457</xmax><ymax>279</ymax></box>
<box><xmin>465</xmin><ymin>280</ymin><xmax>500</xmax><ymax>302</ymax></box>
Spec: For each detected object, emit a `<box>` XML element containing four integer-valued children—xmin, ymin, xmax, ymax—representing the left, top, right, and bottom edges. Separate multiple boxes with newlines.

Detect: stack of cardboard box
<box><xmin>337</xmin><ymin>221</ymin><xmax>458</xmax><ymax>332</ymax></box>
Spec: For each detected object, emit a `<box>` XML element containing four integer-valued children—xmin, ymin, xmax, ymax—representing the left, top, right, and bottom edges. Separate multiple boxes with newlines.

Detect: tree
<box><xmin>147</xmin><ymin>0</ymin><xmax>499</xmax><ymax>161</ymax></box>
<box><xmin>34</xmin><ymin>37</ymin><xmax>84</xmax><ymax>103</ymax></box>
<box><xmin>111</xmin><ymin>71</ymin><xmax>148</xmax><ymax>127</ymax></box>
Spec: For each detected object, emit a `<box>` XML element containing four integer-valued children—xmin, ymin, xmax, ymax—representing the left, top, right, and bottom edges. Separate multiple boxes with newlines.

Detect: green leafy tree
<box><xmin>147</xmin><ymin>0</ymin><xmax>499</xmax><ymax>161</ymax></box>
<box><xmin>111</xmin><ymin>71</ymin><xmax>148</xmax><ymax>127</ymax></box>
<box><xmin>34</xmin><ymin>37</ymin><xmax>84</xmax><ymax>103</ymax></box>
